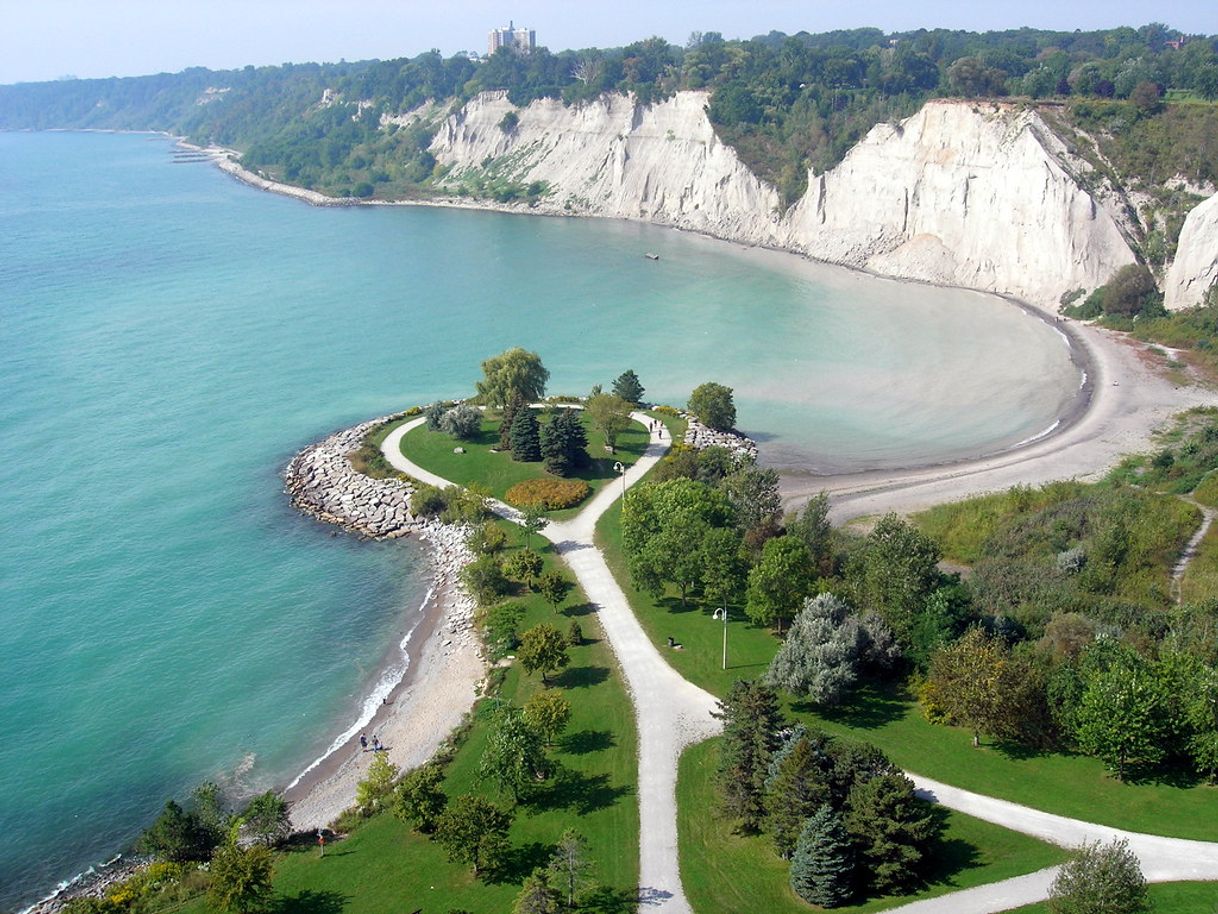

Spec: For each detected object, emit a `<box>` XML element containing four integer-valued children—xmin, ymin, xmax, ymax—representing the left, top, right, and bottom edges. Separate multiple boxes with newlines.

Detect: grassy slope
<box><xmin>1182</xmin><ymin>521</ymin><xmax>1218</xmax><ymax>605</ymax></box>
<box><xmin>175</xmin><ymin>525</ymin><xmax>638</xmax><ymax>913</ymax></box>
<box><xmin>1003</xmin><ymin>881</ymin><xmax>1218</xmax><ymax>914</ymax></box>
<box><xmin>401</xmin><ymin>414</ymin><xmax>650</xmax><ymax>514</ymax></box>
<box><xmin>679</xmin><ymin>739</ymin><xmax>1066</xmax><ymax>914</ymax></box>
<box><xmin>595</xmin><ymin>482</ymin><xmax>1218</xmax><ymax>841</ymax></box>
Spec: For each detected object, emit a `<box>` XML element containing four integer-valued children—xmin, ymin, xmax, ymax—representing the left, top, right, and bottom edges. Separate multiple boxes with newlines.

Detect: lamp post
<box><xmin>614</xmin><ymin>460</ymin><xmax>626</xmax><ymax>499</ymax></box>
<box><xmin>712</xmin><ymin>606</ymin><xmax>728</xmax><ymax>670</ymax></box>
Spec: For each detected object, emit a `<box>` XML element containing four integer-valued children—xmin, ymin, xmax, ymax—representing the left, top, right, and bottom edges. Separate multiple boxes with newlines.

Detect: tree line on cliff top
<box><xmin>2</xmin><ymin>23</ymin><xmax>1215</xmax><ymax>205</ymax></box>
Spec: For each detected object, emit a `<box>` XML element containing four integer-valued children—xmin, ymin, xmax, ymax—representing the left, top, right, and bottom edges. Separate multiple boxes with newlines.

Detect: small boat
<box><xmin>644</xmin><ymin>252</ymin><xmax>660</xmax><ymax>261</ymax></box>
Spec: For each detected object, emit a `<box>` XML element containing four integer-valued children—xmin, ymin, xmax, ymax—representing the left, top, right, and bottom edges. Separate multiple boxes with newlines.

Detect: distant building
<box><xmin>488</xmin><ymin>21</ymin><xmax>535</xmax><ymax>56</ymax></box>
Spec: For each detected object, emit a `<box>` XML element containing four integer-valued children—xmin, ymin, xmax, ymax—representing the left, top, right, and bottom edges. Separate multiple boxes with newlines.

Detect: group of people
<box><xmin>359</xmin><ymin>733</ymin><xmax>384</xmax><ymax>752</ymax></box>
<box><xmin>647</xmin><ymin>419</ymin><xmax>665</xmax><ymax>439</ymax></box>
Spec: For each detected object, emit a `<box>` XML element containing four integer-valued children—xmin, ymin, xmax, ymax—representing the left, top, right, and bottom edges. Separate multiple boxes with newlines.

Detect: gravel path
<box><xmin>1171</xmin><ymin>496</ymin><xmax>1216</xmax><ymax>603</ymax></box>
<box><xmin>383</xmin><ymin>413</ymin><xmax>721</xmax><ymax>912</ymax></box>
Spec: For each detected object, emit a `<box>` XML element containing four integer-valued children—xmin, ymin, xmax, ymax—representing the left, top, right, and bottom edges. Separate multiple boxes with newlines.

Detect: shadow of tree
<box><xmin>581</xmin><ymin>885</ymin><xmax>642</xmax><ymax>913</ymax></box>
<box><xmin>917</xmin><ymin>805</ymin><xmax>978</xmax><ymax>888</ymax></box>
<box><xmin>560</xmin><ymin>729</ymin><xmax>616</xmax><ymax>755</ymax></box>
<box><xmin>488</xmin><ymin>840</ymin><xmax>555</xmax><ymax>884</ymax></box>
<box><xmin>799</xmin><ymin>684</ymin><xmax>911</xmax><ymax>730</ymax></box>
<box><xmin>553</xmin><ymin>665</ymin><xmax>609</xmax><ymax>689</ymax></box>
<box><xmin>526</xmin><ymin>763</ymin><xmax>633</xmax><ymax>815</ymax></box>
<box><xmin>562</xmin><ymin>601</ymin><xmax>598</xmax><ymax>619</ymax></box>
<box><xmin>271</xmin><ymin>890</ymin><xmax>347</xmax><ymax>914</ymax></box>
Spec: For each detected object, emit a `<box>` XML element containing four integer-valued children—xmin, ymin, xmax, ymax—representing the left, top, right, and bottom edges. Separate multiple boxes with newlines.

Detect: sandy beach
<box><xmin>286</xmin><ymin>521</ymin><xmax>485</xmax><ymax>831</ymax></box>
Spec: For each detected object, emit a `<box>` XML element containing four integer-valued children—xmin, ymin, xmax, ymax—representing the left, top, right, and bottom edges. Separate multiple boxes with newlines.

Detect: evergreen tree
<box><xmin>790</xmin><ymin>805</ymin><xmax>854</xmax><ymax>908</ymax></box>
<box><xmin>765</xmin><ymin>736</ymin><xmax>832</xmax><ymax>858</ymax></box>
<box><xmin>766</xmin><ymin>594</ymin><xmax>866</xmax><ymax>706</ymax></box>
<box><xmin>612</xmin><ymin>369</ymin><xmax>645</xmax><ymax>405</ymax></box>
<box><xmin>500</xmin><ymin>394</ymin><xmax>525</xmax><ymax>450</ymax></box>
<box><xmin>715</xmin><ymin>679</ymin><xmax>786</xmax><ymax>831</ymax></box>
<box><xmin>843</xmin><ymin>773</ymin><xmax>936</xmax><ymax>894</ymax></box>
<box><xmin>540</xmin><ymin>409</ymin><xmax>589</xmax><ymax>476</ymax></box>
<box><xmin>510</xmin><ymin>407</ymin><xmax>542</xmax><ymax>461</ymax></box>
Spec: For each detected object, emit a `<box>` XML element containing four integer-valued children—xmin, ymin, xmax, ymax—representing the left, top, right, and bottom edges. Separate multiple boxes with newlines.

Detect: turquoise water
<box><xmin>0</xmin><ymin>132</ymin><xmax>1078</xmax><ymax>904</ymax></box>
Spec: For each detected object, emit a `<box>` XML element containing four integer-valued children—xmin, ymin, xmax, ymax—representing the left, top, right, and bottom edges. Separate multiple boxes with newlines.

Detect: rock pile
<box><xmin>284</xmin><ymin>414</ymin><xmax>419</xmax><ymax>539</ymax></box>
<box><xmin>415</xmin><ymin>518</ymin><xmax>479</xmax><ymax>655</ymax></box>
<box><xmin>684</xmin><ymin>415</ymin><xmax>759</xmax><ymax>462</ymax></box>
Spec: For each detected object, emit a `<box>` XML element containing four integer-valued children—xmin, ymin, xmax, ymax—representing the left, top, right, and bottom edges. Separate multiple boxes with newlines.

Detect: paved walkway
<box><xmin>382</xmin><ymin>416</ymin><xmax>1218</xmax><ymax>914</ymax></box>
<box><xmin>382</xmin><ymin>413</ymin><xmax>721</xmax><ymax>912</ymax></box>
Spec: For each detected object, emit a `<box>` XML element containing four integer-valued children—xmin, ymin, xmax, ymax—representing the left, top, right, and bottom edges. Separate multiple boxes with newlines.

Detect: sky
<box><xmin>1</xmin><ymin>0</ymin><xmax>1216</xmax><ymax>86</ymax></box>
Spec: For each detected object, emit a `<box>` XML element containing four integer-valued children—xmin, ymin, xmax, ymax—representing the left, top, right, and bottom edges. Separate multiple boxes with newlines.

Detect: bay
<box><xmin>0</xmin><ymin>131</ymin><xmax>1078</xmax><ymax>904</ymax></box>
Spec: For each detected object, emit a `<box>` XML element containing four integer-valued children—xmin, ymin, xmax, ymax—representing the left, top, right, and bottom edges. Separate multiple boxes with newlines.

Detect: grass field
<box><xmin>169</xmin><ymin>523</ymin><xmax>639</xmax><ymax>913</ymax></box>
<box><xmin>400</xmin><ymin>412</ymin><xmax>650</xmax><ymax>514</ymax></box>
<box><xmin>678</xmin><ymin>739</ymin><xmax>1066</xmax><ymax>914</ymax></box>
<box><xmin>1003</xmin><ymin>880</ymin><xmax>1218</xmax><ymax>913</ymax></box>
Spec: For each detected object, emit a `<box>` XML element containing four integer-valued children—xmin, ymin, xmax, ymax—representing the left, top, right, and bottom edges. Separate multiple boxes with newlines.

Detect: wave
<box><xmin>1010</xmin><ymin>418</ymin><xmax>1061</xmax><ymax>450</ymax></box>
<box><xmin>285</xmin><ymin>582</ymin><xmax>436</xmax><ymax>791</ymax></box>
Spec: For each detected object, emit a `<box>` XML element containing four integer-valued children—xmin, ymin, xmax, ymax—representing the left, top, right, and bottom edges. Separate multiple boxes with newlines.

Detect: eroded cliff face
<box><xmin>428</xmin><ymin>91</ymin><xmax>1140</xmax><ymax>307</ymax></box>
<box><xmin>1165</xmin><ymin>192</ymin><xmax>1218</xmax><ymax>310</ymax></box>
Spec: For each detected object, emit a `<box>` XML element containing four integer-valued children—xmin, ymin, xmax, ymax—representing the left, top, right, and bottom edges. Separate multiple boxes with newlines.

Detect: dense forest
<box><xmin>2</xmin><ymin>22</ymin><xmax>1216</xmax><ymax>206</ymax></box>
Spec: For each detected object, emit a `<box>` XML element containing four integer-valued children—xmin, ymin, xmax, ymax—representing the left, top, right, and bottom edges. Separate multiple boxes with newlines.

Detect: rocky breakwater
<box><xmin>284</xmin><ymin>415</ymin><xmax>419</xmax><ymax>539</ymax></box>
<box><xmin>683</xmin><ymin>414</ymin><xmax>759</xmax><ymax>462</ymax></box>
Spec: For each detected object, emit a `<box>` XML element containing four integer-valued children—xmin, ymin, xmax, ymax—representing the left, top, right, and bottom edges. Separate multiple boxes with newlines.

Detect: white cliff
<box><xmin>1165</xmin><ymin>192</ymin><xmax>1218</xmax><ymax>311</ymax></box>
<box><xmin>429</xmin><ymin>91</ymin><xmax>1140</xmax><ymax>308</ymax></box>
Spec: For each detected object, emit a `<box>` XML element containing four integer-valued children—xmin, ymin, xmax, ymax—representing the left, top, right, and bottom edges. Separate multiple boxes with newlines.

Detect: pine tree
<box><xmin>500</xmin><ymin>394</ymin><xmax>525</xmax><ymax>450</ymax></box>
<box><xmin>612</xmin><ymin>369</ymin><xmax>645</xmax><ymax>405</ymax></box>
<box><xmin>510</xmin><ymin>408</ymin><xmax>542</xmax><ymax>461</ymax></box>
<box><xmin>540</xmin><ymin>410</ymin><xmax>588</xmax><ymax>476</ymax></box>
<box><xmin>790</xmin><ymin>806</ymin><xmax>854</xmax><ymax>908</ymax></box>
<box><xmin>715</xmin><ymin>680</ymin><xmax>786</xmax><ymax>831</ymax></box>
<box><xmin>765</xmin><ymin>737</ymin><xmax>832</xmax><ymax>858</ymax></box>
<box><xmin>843</xmin><ymin>772</ymin><xmax>937</xmax><ymax>894</ymax></box>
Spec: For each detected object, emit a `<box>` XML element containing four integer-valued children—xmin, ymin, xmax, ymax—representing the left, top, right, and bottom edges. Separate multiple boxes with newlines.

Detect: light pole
<box><xmin>712</xmin><ymin>606</ymin><xmax>728</xmax><ymax>670</ymax></box>
<box><xmin>614</xmin><ymin>460</ymin><xmax>626</xmax><ymax>499</ymax></box>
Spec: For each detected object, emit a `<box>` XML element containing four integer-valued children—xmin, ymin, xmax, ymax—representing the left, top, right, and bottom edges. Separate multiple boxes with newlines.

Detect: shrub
<box><xmin>502</xmin><ymin>548</ymin><xmax>544</xmax><ymax>583</ymax></box>
<box><xmin>480</xmin><ymin>600</ymin><xmax>527</xmax><ymax>658</ymax></box>
<box><xmin>461</xmin><ymin>555</ymin><xmax>513</xmax><ymax>606</ymax></box>
<box><xmin>506</xmin><ymin>478</ymin><xmax>591</xmax><ymax>510</ymax></box>
<box><xmin>411</xmin><ymin>484</ymin><xmax>449</xmax><ymax>517</ymax></box>
<box><xmin>440</xmin><ymin>404</ymin><xmax>484</xmax><ymax>440</ymax></box>
<box><xmin>467</xmin><ymin>522</ymin><xmax>508</xmax><ymax>555</ymax></box>
<box><xmin>424</xmin><ymin>402</ymin><xmax>446</xmax><ymax>430</ymax></box>
<box><xmin>567</xmin><ymin>620</ymin><xmax>583</xmax><ymax>645</ymax></box>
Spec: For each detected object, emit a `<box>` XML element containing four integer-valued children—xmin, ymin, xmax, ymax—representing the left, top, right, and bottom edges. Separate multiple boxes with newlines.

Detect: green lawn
<box><xmin>171</xmin><ymin>524</ymin><xmax>638</xmax><ymax>914</ymax></box>
<box><xmin>679</xmin><ymin>739</ymin><xmax>1066</xmax><ymax>914</ymax></box>
<box><xmin>1003</xmin><ymin>881</ymin><xmax>1218</xmax><ymax>913</ymax></box>
<box><xmin>400</xmin><ymin>413</ymin><xmax>650</xmax><ymax>515</ymax></box>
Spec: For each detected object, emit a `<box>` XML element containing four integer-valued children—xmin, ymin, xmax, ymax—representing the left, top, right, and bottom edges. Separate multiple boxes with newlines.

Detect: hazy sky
<box><xmin>2</xmin><ymin>0</ymin><xmax>1216</xmax><ymax>85</ymax></box>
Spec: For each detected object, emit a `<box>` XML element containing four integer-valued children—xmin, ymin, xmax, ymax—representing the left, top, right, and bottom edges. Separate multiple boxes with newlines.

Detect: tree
<box><xmin>536</xmin><ymin>570</ymin><xmax>571</xmax><ymax>612</ymax></box>
<box><xmin>477</xmin><ymin>347</ymin><xmax>550</xmax><ymax>408</ymax></box>
<box><xmin>765</xmin><ymin>736</ymin><xmax>832</xmax><ymax>857</ymax></box>
<box><xmin>519</xmin><ymin>623</ymin><xmax>570</xmax><ymax>683</ymax></box>
<box><xmin>138</xmin><ymin>800</ymin><xmax>214</xmax><ymax>864</ymax></box>
<box><xmin>1073</xmin><ymin>647</ymin><xmax>1167</xmax><ymax>780</ymax></box>
<box><xmin>846</xmin><ymin>514</ymin><xmax>941</xmax><ymax>646</ymax></box>
<box><xmin>393</xmin><ymin>763</ymin><xmax>447</xmax><ymax>832</ymax></box>
<box><xmin>786</xmin><ymin>492</ymin><xmax>832</xmax><ymax>571</ymax></box>
<box><xmin>514</xmin><ymin>870</ymin><xmax>561</xmax><ymax>914</ymax></box>
<box><xmin>922</xmin><ymin>627</ymin><xmax>1037</xmax><ymax>748</ymax></box>
<box><xmin>510</xmin><ymin>407</ymin><xmax>542</xmax><ymax>461</ymax></box>
<box><xmin>480</xmin><ymin>704</ymin><xmax>549</xmax><ymax>802</ymax></box>
<box><xmin>503</xmin><ymin>548</ymin><xmax>544</xmax><ymax>584</ymax></box>
<box><xmin>746</xmin><ymin>536</ymin><xmax>815</xmax><ymax>633</ymax></box>
<box><xmin>548</xmin><ymin>829</ymin><xmax>595</xmax><ymax>909</ymax></box>
<box><xmin>435</xmin><ymin>794</ymin><xmax>513</xmax><ymax>877</ymax></box>
<box><xmin>540</xmin><ymin>409</ymin><xmax>589</xmax><ymax>476</ymax></box>
<box><xmin>524</xmin><ymin>689</ymin><xmax>572</xmax><ymax>746</ymax></box>
<box><xmin>424</xmin><ymin>401</ymin><xmax>446</xmax><ymax>431</ymax></box>
<box><xmin>766</xmin><ymin>594</ymin><xmax>865</xmax><ymax>706</ymax></box>
<box><xmin>585</xmin><ymin>392</ymin><xmax>633</xmax><ymax>452</ymax></box>
<box><xmin>622</xmin><ymin>478</ymin><xmax>734</xmax><ymax>604</ymax></box>
<box><xmin>790</xmin><ymin>806</ymin><xmax>854</xmax><ymax>908</ymax></box>
<box><xmin>715</xmin><ymin>679</ymin><xmax>785</xmax><ymax>831</ymax></box>
<box><xmin>612</xmin><ymin>369</ymin><xmax>645</xmax><ymax>405</ymax></box>
<box><xmin>356</xmin><ymin>751</ymin><xmax>399</xmax><ymax>814</ymax></box>
<box><xmin>208</xmin><ymin>829</ymin><xmax>274</xmax><ymax>914</ymax></box>
<box><xmin>467</xmin><ymin>521</ymin><xmax>508</xmax><ymax>556</ymax></box>
<box><xmin>1048</xmin><ymin>838</ymin><xmax>1149</xmax><ymax>914</ymax></box>
<box><xmin>500</xmin><ymin>394</ymin><xmax>526</xmax><ymax>450</ymax></box>
<box><xmin>241</xmin><ymin>791</ymin><xmax>290</xmax><ymax>847</ymax></box>
<box><xmin>520</xmin><ymin>503</ymin><xmax>550</xmax><ymax>549</ymax></box>
<box><xmin>688</xmin><ymin>381</ymin><xmax>736</xmax><ymax>431</ymax></box>
<box><xmin>440</xmin><ymin>404</ymin><xmax>484</xmax><ymax>440</ymax></box>
<box><xmin>843</xmin><ymin>773</ymin><xmax>936</xmax><ymax>894</ymax></box>
<box><xmin>723</xmin><ymin>465</ymin><xmax>782</xmax><ymax>537</ymax></box>
<box><xmin>701</xmin><ymin>526</ymin><xmax>746</xmax><ymax>613</ymax></box>
<box><xmin>461</xmin><ymin>554</ymin><xmax>512</xmax><ymax>606</ymax></box>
